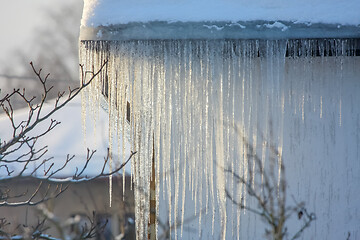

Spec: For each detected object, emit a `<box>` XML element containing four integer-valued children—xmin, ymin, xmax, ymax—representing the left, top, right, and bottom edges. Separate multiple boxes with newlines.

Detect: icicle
<box><xmin>79</xmin><ymin>38</ymin><xmax>358</xmax><ymax>240</ymax></box>
<box><xmin>165</xmin><ymin>42</ymin><xmax>173</xmax><ymax>240</ymax></box>
<box><xmin>339</xmin><ymin>97</ymin><xmax>342</xmax><ymax>127</ymax></box>
<box><xmin>207</xmin><ymin>43</ymin><xmax>216</xmax><ymax>235</ymax></box>
<box><xmin>241</xmin><ymin>44</ymin><xmax>248</xmax><ymax>210</ymax></box>
<box><xmin>339</xmin><ymin>55</ymin><xmax>343</xmax><ymax>127</ymax></box>
<box><xmin>320</xmin><ymin>96</ymin><xmax>323</xmax><ymax>119</ymax></box>
<box><xmin>215</xmin><ymin>58</ymin><xmax>227</xmax><ymax>240</ymax></box>
<box><xmin>108</xmin><ymin>56</ymin><xmax>117</xmax><ymax>208</ymax></box>
<box><xmin>302</xmin><ymin>93</ymin><xmax>305</xmax><ymax>123</ymax></box>
<box><xmin>173</xmin><ymin>41</ymin><xmax>181</xmax><ymax>240</ymax></box>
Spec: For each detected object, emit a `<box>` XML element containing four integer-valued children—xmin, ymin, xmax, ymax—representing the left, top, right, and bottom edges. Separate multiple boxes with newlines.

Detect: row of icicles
<box><xmin>80</xmin><ymin>39</ymin><xmax>350</xmax><ymax>239</ymax></box>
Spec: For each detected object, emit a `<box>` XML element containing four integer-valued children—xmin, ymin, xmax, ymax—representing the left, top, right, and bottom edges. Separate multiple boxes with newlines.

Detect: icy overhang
<box><xmin>80</xmin><ymin>21</ymin><xmax>360</xmax><ymax>41</ymax></box>
<box><xmin>80</xmin><ymin>0</ymin><xmax>360</xmax><ymax>40</ymax></box>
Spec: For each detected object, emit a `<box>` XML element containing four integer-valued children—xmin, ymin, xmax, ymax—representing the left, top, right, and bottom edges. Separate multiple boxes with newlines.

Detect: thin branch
<box><xmin>0</xmin><ymin>181</ymin><xmax>68</xmax><ymax>207</ymax></box>
<box><xmin>0</xmin><ymin>60</ymin><xmax>108</xmax><ymax>157</ymax></box>
<box><xmin>0</xmin><ymin>165</ymin><xmax>14</xmax><ymax>176</ymax></box>
<box><xmin>73</xmin><ymin>150</ymin><xmax>137</xmax><ymax>181</ymax></box>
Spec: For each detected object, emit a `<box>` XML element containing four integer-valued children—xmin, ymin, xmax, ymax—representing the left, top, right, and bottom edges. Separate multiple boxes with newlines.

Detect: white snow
<box><xmin>203</xmin><ymin>24</ymin><xmax>224</xmax><ymax>31</ymax></box>
<box><xmin>227</xmin><ymin>22</ymin><xmax>246</xmax><ymax>29</ymax></box>
<box><xmin>263</xmin><ymin>21</ymin><xmax>289</xmax><ymax>31</ymax></box>
<box><xmin>81</xmin><ymin>0</ymin><xmax>360</xmax><ymax>27</ymax></box>
<box><xmin>0</xmin><ymin>95</ymin><xmax>131</xmax><ymax>178</ymax></box>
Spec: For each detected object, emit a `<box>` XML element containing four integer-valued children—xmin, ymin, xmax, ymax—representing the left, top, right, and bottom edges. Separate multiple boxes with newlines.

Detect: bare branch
<box><xmin>0</xmin><ymin>181</ymin><xmax>68</xmax><ymax>207</ymax></box>
<box><xmin>72</xmin><ymin>150</ymin><xmax>137</xmax><ymax>181</ymax></box>
<box><xmin>0</xmin><ymin>59</ymin><xmax>137</xmax><ymax>240</ymax></box>
<box><xmin>0</xmin><ymin>60</ymin><xmax>108</xmax><ymax>159</ymax></box>
<box><xmin>224</xmin><ymin>126</ymin><xmax>315</xmax><ymax>240</ymax></box>
<box><xmin>0</xmin><ymin>165</ymin><xmax>14</xmax><ymax>176</ymax></box>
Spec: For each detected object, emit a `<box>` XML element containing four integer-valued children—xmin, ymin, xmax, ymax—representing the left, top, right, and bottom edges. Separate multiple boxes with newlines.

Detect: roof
<box><xmin>82</xmin><ymin>0</ymin><xmax>360</xmax><ymax>27</ymax></box>
<box><xmin>80</xmin><ymin>0</ymin><xmax>360</xmax><ymax>40</ymax></box>
<box><xmin>0</xmin><ymin>95</ymin><xmax>132</xmax><ymax>178</ymax></box>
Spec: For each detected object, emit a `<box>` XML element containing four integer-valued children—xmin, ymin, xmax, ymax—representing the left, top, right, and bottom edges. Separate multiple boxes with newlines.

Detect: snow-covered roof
<box><xmin>0</xmin><ymin>95</ymin><xmax>131</xmax><ymax>178</ymax></box>
<box><xmin>80</xmin><ymin>0</ymin><xmax>360</xmax><ymax>40</ymax></box>
<box><xmin>82</xmin><ymin>0</ymin><xmax>360</xmax><ymax>27</ymax></box>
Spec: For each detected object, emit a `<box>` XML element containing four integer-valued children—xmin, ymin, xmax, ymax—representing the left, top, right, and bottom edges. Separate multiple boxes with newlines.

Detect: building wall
<box><xmin>1</xmin><ymin>176</ymin><xmax>135</xmax><ymax>239</ymax></box>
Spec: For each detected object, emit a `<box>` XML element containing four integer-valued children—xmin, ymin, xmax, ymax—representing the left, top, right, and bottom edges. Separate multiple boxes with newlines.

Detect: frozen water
<box><xmin>80</xmin><ymin>39</ymin><xmax>360</xmax><ymax>239</ymax></box>
<box><xmin>80</xmin><ymin>21</ymin><xmax>360</xmax><ymax>41</ymax></box>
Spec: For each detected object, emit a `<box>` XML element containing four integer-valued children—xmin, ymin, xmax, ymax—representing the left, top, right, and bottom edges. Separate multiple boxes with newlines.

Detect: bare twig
<box><xmin>0</xmin><ymin>60</ymin><xmax>108</xmax><ymax>159</ymax></box>
<box><xmin>224</xmin><ymin>127</ymin><xmax>315</xmax><ymax>240</ymax></box>
<box><xmin>0</xmin><ymin>181</ymin><xmax>68</xmax><ymax>207</ymax></box>
<box><xmin>73</xmin><ymin>149</ymin><xmax>137</xmax><ymax>181</ymax></box>
<box><xmin>0</xmin><ymin>59</ymin><xmax>137</xmax><ymax>240</ymax></box>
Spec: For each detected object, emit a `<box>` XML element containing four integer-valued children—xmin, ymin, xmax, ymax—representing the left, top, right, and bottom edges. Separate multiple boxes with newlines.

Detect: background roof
<box><xmin>0</xmin><ymin>95</ymin><xmax>131</xmax><ymax>178</ymax></box>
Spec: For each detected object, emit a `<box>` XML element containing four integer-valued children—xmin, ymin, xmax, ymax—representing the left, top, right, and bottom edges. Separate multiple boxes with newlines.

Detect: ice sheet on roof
<box><xmin>80</xmin><ymin>21</ymin><xmax>360</xmax><ymax>40</ymax></box>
